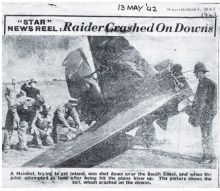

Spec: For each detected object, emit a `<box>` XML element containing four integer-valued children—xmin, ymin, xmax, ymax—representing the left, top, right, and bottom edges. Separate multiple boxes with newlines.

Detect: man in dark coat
<box><xmin>155</xmin><ymin>64</ymin><xmax>191</xmax><ymax>130</ymax></box>
<box><xmin>187</xmin><ymin>62</ymin><xmax>217</xmax><ymax>164</ymax></box>
<box><xmin>21</xmin><ymin>79</ymin><xmax>40</xmax><ymax>100</ymax></box>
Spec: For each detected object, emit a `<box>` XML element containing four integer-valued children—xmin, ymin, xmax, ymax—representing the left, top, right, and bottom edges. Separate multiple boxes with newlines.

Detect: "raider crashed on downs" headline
<box><xmin>62</xmin><ymin>22</ymin><xmax>213</xmax><ymax>33</ymax></box>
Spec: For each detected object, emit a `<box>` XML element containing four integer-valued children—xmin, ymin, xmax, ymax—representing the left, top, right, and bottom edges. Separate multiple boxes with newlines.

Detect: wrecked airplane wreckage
<box><xmin>23</xmin><ymin>36</ymin><xmax>193</xmax><ymax>167</ymax></box>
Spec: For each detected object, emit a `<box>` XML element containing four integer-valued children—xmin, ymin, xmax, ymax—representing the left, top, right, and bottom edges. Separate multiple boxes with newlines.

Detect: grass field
<box><xmin>2</xmin><ymin>81</ymin><xmax>218</xmax><ymax>168</ymax></box>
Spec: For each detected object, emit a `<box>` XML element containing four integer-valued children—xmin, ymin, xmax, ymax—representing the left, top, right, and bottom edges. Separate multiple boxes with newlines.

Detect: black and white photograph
<box><xmin>1</xmin><ymin>2</ymin><xmax>219</xmax><ymax>188</ymax></box>
<box><xmin>2</xmin><ymin>35</ymin><xmax>218</xmax><ymax>168</ymax></box>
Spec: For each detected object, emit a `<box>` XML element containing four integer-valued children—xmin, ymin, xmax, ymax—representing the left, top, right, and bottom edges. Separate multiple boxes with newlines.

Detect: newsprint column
<box><xmin>1</xmin><ymin>2</ymin><xmax>220</xmax><ymax>188</ymax></box>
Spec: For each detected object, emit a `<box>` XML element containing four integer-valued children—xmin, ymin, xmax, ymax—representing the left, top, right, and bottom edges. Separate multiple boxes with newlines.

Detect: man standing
<box><xmin>156</xmin><ymin>63</ymin><xmax>190</xmax><ymax>130</ymax></box>
<box><xmin>3</xmin><ymin>78</ymin><xmax>21</xmax><ymax>152</ymax></box>
<box><xmin>135</xmin><ymin>64</ymin><xmax>192</xmax><ymax>148</ymax></box>
<box><xmin>21</xmin><ymin>79</ymin><xmax>40</xmax><ymax>100</ymax></box>
<box><xmin>188</xmin><ymin>62</ymin><xmax>217</xmax><ymax>164</ymax></box>
<box><xmin>52</xmin><ymin>98</ymin><xmax>82</xmax><ymax>143</ymax></box>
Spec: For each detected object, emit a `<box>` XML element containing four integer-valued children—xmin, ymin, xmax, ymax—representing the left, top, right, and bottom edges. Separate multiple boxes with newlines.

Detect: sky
<box><xmin>128</xmin><ymin>36</ymin><xmax>218</xmax><ymax>91</ymax></box>
<box><xmin>2</xmin><ymin>36</ymin><xmax>93</xmax><ymax>82</ymax></box>
<box><xmin>3</xmin><ymin>35</ymin><xmax>218</xmax><ymax>92</ymax></box>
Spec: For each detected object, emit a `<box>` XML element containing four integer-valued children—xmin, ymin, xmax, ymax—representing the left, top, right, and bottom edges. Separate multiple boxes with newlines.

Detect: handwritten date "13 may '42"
<box><xmin>118</xmin><ymin>3</ymin><xmax>157</xmax><ymax>12</ymax></box>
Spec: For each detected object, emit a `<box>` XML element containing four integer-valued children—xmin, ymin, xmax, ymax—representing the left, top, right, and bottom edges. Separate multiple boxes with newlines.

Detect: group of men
<box><xmin>166</xmin><ymin>62</ymin><xmax>217</xmax><ymax>164</ymax></box>
<box><xmin>2</xmin><ymin>79</ymin><xmax>82</xmax><ymax>153</ymax></box>
<box><xmin>136</xmin><ymin>62</ymin><xmax>217</xmax><ymax>164</ymax></box>
<box><xmin>2</xmin><ymin>62</ymin><xmax>217</xmax><ymax>165</ymax></box>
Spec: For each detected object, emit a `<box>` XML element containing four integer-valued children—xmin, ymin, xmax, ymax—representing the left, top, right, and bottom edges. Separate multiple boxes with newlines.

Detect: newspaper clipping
<box><xmin>1</xmin><ymin>2</ymin><xmax>220</xmax><ymax>188</ymax></box>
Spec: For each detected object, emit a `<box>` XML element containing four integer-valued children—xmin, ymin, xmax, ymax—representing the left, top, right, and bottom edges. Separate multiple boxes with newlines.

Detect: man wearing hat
<box><xmin>30</xmin><ymin>103</ymin><xmax>54</xmax><ymax>148</ymax></box>
<box><xmin>52</xmin><ymin>98</ymin><xmax>82</xmax><ymax>143</ymax></box>
<box><xmin>135</xmin><ymin>63</ymin><xmax>192</xmax><ymax>148</ymax></box>
<box><xmin>155</xmin><ymin>63</ymin><xmax>190</xmax><ymax>131</ymax></box>
<box><xmin>187</xmin><ymin>62</ymin><xmax>217</xmax><ymax>164</ymax></box>
<box><xmin>170</xmin><ymin>64</ymin><xmax>188</xmax><ymax>91</ymax></box>
<box><xmin>21</xmin><ymin>79</ymin><xmax>40</xmax><ymax>100</ymax></box>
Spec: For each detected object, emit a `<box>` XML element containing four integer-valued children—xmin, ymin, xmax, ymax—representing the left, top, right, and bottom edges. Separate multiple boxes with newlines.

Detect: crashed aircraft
<box><xmin>23</xmin><ymin>36</ymin><xmax>193</xmax><ymax>167</ymax></box>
